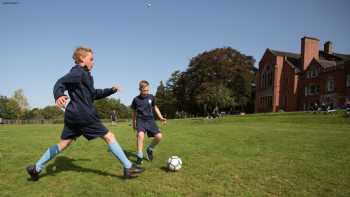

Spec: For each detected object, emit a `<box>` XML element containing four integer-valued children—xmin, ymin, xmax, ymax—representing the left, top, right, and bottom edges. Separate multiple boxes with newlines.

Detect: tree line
<box><xmin>155</xmin><ymin>47</ymin><xmax>257</xmax><ymax>118</ymax></box>
<box><xmin>0</xmin><ymin>89</ymin><xmax>131</xmax><ymax>120</ymax></box>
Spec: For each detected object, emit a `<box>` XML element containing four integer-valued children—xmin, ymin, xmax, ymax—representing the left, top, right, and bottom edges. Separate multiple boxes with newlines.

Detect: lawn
<box><xmin>0</xmin><ymin>112</ymin><xmax>349</xmax><ymax>196</ymax></box>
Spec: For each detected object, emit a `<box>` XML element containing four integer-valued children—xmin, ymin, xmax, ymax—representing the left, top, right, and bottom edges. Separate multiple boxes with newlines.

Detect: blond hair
<box><xmin>139</xmin><ymin>80</ymin><xmax>150</xmax><ymax>90</ymax></box>
<box><xmin>72</xmin><ymin>47</ymin><xmax>93</xmax><ymax>64</ymax></box>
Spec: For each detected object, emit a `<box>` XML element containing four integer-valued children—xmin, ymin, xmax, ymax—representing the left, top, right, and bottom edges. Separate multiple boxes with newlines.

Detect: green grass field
<box><xmin>0</xmin><ymin>112</ymin><xmax>349</xmax><ymax>196</ymax></box>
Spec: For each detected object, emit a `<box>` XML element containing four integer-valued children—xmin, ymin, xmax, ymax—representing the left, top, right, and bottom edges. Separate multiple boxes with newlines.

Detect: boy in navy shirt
<box><xmin>26</xmin><ymin>47</ymin><xmax>143</xmax><ymax>180</ymax></box>
<box><xmin>131</xmin><ymin>80</ymin><xmax>166</xmax><ymax>165</ymax></box>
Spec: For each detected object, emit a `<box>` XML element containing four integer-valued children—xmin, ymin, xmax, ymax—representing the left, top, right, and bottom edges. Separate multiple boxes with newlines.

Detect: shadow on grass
<box><xmin>123</xmin><ymin>150</ymin><xmax>137</xmax><ymax>162</ymax></box>
<box><xmin>107</xmin><ymin>148</ymin><xmax>137</xmax><ymax>162</ymax></box>
<box><xmin>160</xmin><ymin>166</ymin><xmax>179</xmax><ymax>173</ymax></box>
<box><xmin>160</xmin><ymin>166</ymin><xmax>170</xmax><ymax>172</ymax></box>
<box><xmin>36</xmin><ymin>156</ymin><xmax>125</xmax><ymax>180</ymax></box>
<box><xmin>106</xmin><ymin>149</ymin><xmax>136</xmax><ymax>159</ymax></box>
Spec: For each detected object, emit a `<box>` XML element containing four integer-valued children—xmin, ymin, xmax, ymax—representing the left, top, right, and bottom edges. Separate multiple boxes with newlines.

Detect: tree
<box><xmin>155</xmin><ymin>80</ymin><xmax>177</xmax><ymax>118</ymax></box>
<box><xmin>162</xmin><ymin>47</ymin><xmax>256</xmax><ymax>116</ymax></box>
<box><xmin>195</xmin><ymin>82</ymin><xmax>235</xmax><ymax>115</ymax></box>
<box><xmin>94</xmin><ymin>98</ymin><xmax>131</xmax><ymax>119</ymax></box>
<box><xmin>12</xmin><ymin>89</ymin><xmax>29</xmax><ymax>111</ymax></box>
<box><xmin>41</xmin><ymin>106</ymin><xmax>64</xmax><ymax>119</ymax></box>
<box><xmin>23</xmin><ymin>108</ymin><xmax>44</xmax><ymax>120</ymax></box>
<box><xmin>0</xmin><ymin>96</ymin><xmax>21</xmax><ymax>119</ymax></box>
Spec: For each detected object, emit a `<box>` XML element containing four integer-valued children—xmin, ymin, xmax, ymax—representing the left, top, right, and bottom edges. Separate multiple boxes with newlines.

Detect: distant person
<box><xmin>26</xmin><ymin>47</ymin><xmax>143</xmax><ymax>181</ymax></box>
<box><xmin>321</xmin><ymin>102</ymin><xmax>327</xmax><ymax>111</ymax></box>
<box><xmin>131</xmin><ymin>80</ymin><xmax>167</xmax><ymax>165</ymax></box>
<box><xmin>313</xmin><ymin>102</ymin><xmax>319</xmax><ymax>113</ymax></box>
<box><xmin>346</xmin><ymin>102</ymin><xmax>350</xmax><ymax>116</ymax></box>
<box><xmin>212</xmin><ymin>106</ymin><xmax>219</xmax><ymax>118</ymax></box>
<box><xmin>111</xmin><ymin>110</ymin><xmax>117</xmax><ymax>125</ymax></box>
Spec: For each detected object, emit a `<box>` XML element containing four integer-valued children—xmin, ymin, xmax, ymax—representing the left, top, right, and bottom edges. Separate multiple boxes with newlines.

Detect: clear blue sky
<box><xmin>1</xmin><ymin>0</ymin><xmax>350</xmax><ymax>108</ymax></box>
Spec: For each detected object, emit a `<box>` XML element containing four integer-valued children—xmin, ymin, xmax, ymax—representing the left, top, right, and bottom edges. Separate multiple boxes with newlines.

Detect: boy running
<box><xmin>131</xmin><ymin>80</ymin><xmax>166</xmax><ymax>165</ymax></box>
<box><xmin>26</xmin><ymin>47</ymin><xmax>143</xmax><ymax>180</ymax></box>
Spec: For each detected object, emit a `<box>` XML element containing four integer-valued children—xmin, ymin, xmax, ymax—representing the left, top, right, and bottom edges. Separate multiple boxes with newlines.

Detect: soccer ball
<box><xmin>167</xmin><ymin>156</ymin><xmax>182</xmax><ymax>171</ymax></box>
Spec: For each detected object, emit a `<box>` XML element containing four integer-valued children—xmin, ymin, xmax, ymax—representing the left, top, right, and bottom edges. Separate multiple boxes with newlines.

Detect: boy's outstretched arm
<box><xmin>154</xmin><ymin>106</ymin><xmax>167</xmax><ymax>123</ymax></box>
<box><xmin>94</xmin><ymin>85</ymin><xmax>120</xmax><ymax>100</ymax></box>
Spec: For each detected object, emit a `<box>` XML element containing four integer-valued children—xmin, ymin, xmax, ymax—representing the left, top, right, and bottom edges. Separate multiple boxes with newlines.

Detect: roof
<box><xmin>269</xmin><ymin>49</ymin><xmax>302</xmax><ymax>71</ymax></box>
<box><xmin>285</xmin><ymin>58</ymin><xmax>301</xmax><ymax>73</ymax></box>
<box><xmin>302</xmin><ymin>36</ymin><xmax>320</xmax><ymax>41</ymax></box>
<box><xmin>317</xmin><ymin>59</ymin><xmax>337</xmax><ymax>69</ymax></box>
<box><xmin>268</xmin><ymin>48</ymin><xmax>350</xmax><ymax>70</ymax></box>
<box><xmin>269</xmin><ymin>49</ymin><xmax>300</xmax><ymax>59</ymax></box>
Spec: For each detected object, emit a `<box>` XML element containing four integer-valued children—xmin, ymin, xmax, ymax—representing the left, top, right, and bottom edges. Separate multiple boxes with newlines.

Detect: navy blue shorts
<box><xmin>136</xmin><ymin>119</ymin><xmax>160</xmax><ymax>137</ymax></box>
<box><xmin>61</xmin><ymin>121</ymin><xmax>109</xmax><ymax>140</ymax></box>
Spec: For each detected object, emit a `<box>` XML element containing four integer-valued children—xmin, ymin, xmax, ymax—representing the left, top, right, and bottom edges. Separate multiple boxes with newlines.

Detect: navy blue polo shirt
<box><xmin>131</xmin><ymin>94</ymin><xmax>156</xmax><ymax>120</ymax></box>
<box><xmin>53</xmin><ymin>65</ymin><xmax>116</xmax><ymax>126</ymax></box>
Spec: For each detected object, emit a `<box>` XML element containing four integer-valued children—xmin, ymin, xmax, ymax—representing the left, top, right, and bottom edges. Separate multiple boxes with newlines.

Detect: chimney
<box><xmin>324</xmin><ymin>41</ymin><xmax>333</xmax><ymax>55</ymax></box>
<box><xmin>301</xmin><ymin>36</ymin><xmax>320</xmax><ymax>71</ymax></box>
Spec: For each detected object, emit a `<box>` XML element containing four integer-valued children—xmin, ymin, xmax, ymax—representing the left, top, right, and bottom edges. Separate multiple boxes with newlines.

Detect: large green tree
<box><xmin>158</xmin><ymin>47</ymin><xmax>256</xmax><ymax>117</ymax></box>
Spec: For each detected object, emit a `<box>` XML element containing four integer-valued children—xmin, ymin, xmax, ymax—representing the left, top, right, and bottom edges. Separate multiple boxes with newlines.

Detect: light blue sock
<box><xmin>108</xmin><ymin>141</ymin><xmax>132</xmax><ymax>169</ymax></box>
<box><xmin>136</xmin><ymin>151</ymin><xmax>143</xmax><ymax>159</ymax></box>
<box><xmin>35</xmin><ymin>144</ymin><xmax>60</xmax><ymax>172</ymax></box>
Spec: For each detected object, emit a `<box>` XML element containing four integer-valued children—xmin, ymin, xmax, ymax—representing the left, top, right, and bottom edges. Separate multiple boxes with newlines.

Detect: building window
<box><xmin>306</xmin><ymin>67</ymin><xmax>318</xmax><ymax>79</ymax></box>
<box><xmin>346</xmin><ymin>73</ymin><xmax>350</xmax><ymax>87</ymax></box>
<box><xmin>305</xmin><ymin>84</ymin><xmax>320</xmax><ymax>96</ymax></box>
<box><xmin>306</xmin><ymin>71</ymin><xmax>310</xmax><ymax>79</ymax></box>
<box><xmin>326</xmin><ymin>78</ymin><xmax>335</xmax><ymax>92</ymax></box>
<box><xmin>268</xmin><ymin>96</ymin><xmax>272</xmax><ymax>106</ymax></box>
<box><xmin>310</xmin><ymin>85</ymin><xmax>315</xmax><ymax>95</ymax></box>
<box><xmin>261</xmin><ymin>73</ymin><xmax>265</xmax><ymax>89</ymax></box>
<box><xmin>309</xmin><ymin>84</ymin><xmax>320</xmax><ymax>95</ymax></box>
<box><xmin>310</xmin><ymin>67</ymin><xmax>318</xmax><ymax>78</ymax></box>
<box><xmin>305</xmin><ymin>86</ymin><xmax>308</xmax><ymax>96</ymax></box>
<box><xmin>268</xmin><ymin>72</ymin><xmax>273</xmax><ymax>87</ymax></box>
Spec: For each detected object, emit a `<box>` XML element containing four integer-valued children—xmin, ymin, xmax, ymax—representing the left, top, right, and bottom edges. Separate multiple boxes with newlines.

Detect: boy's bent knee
<box><xmin>155</xmin><ymin>133</ymin><xmax>163</xmax><ymax>140</ymax></box>
<box><xmin>137</xmin><ymin>132</ymin><xmax>145</xmax><ymax>138</ymax></box>
<box><xmin>103</xmin><ymin>131</ymin><xmax>116</xmax><ymax>144</ymax></box>
<box><xmin>58</xmin><ymin>139</ymin><xmax>73</xmax><ymax>151</ymax></box>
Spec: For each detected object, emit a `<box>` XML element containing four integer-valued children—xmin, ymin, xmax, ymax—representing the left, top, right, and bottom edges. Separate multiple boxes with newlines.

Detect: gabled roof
<box><xmin>285</xmin><ymin>58</ymin><xmax>301</xmax><ymax>73</ymax></box>
<box><xmin>317</xmin><ymin>59</ymin><xmax>337</xmax><ymax>69</ymax></box>
<box><xmin>331</xmin><ymin>52</ymin><xmax>350</xmax><ymax>60</ymax></box>
<box><xmin>269</xmin><ymin>49</ymin><xmax>300</xmax><ymax>59</ymax></box>
<box><xmin>269</xmin><ymin>49</ymin><xmax>302</xmax><ymax>71</ymax></box>
<box><xmin>267</xmin><ymin>48</ymin><xmax>350</xmax><ymax>70</ymax></box>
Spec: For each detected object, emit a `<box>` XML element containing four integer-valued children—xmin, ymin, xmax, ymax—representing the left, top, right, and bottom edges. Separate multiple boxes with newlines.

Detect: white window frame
<box><xmin>305</xmin><ymin>86</ymin><xmax>308</xmax><ymax>96</ymax></box>
<box><xmin>306</xmin><ymin>71</ymin><xmax>310</xmax><ymax>79</ymax></box>
<box><xmin>311</xmin><ymin>68</ymin><xmax>318</xmax><ymax>78</ymax></box>
<box><xmin>326</xmin><ymin>78</ymin><xmax>335</xmax><ymax>92</ymax></box>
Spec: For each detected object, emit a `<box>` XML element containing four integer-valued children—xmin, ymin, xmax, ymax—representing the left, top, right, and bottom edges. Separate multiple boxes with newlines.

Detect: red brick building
<box><xmin>255</xmin><ymin>37</ymin><xmax>350</xmax><ymax>112</ymax></box>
